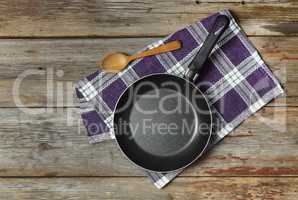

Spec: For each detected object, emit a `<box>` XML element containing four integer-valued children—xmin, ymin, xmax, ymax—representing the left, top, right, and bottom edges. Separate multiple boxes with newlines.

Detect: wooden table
<box><xmin>0</xmin><ymin>0</ymin><xmax>297</xmax><ymax>199</ymax></box>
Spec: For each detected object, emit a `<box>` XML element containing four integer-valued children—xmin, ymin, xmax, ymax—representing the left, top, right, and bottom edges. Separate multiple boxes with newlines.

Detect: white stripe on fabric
<box><xmin>224</xmin><ymin>68</ymin><xmax>245</xmax><ymax>88</ymax></box>
<box><xmin>89</xmin><ymin>133</ymin><xmax>114</xmax><ymax>144</ymax></box>
<box><xmin>79</xmin><ymin>81</ymin><xmax>98</xmax><ymax>101</ymax></box>
<box><xmin>155</xmin><ymin>51</ymin><xmax>178</xmax><ymax>72</ymax></box>
<box><xmin>167</xmin><ymin>61</ymin><xmax>185</xmax><ymax>76</ymax></box>
<box><xmin>220</xmin><ymin>10</ymin><xmax>240</xmax><ymax>36</ymax></box>
<box><xmin>252</xmin><ymin>51</ymin><xmax>264</xmax><ymax>66</ymax></box>
<box><xmin>154</xmin><ymin>176</ymin><xmax>169</xmax><ymax>189</ymax></box>
<box><xmin>110</xmin><ymin>132</ymin><xmax>115</xmax><ymax>139</ymax></box>
<box><xmin>229</xmin><ymin>19</ymin><xmax>239</xmax><ymax>35</ymax></box>
<box><xmin>148</xmin><ymin>40</ymin><xmax>164</xmax><ymax>49</ymax></box>
<box><xmin>104</xmin><ymin>115</ymin><xmax>113</xmax><ymax>129</ymax></box>
<box><xmin>249</xmin><ymin>98</ymin><xmax>265</xmax><ymax>113</ymax></box>
<box><xmin>206</xmin><ymin>50</ymin><xmax>262</xmax><ymax>105</ymax></box>
<box><xmin>79</xmin><ymin>106</ymin><xmax>94</xmax><ymax>114</ymax></box>
<box><xmin>217</xmin><ymin>124</ymin><xmax>233</xmax><ymax>138</ymax></box>
<box><xmin>94</xmin><ymin>96</ymin><xmax>112</xmax><ymax>118</ymax></box>
<box><xmin>187</xmin><ymin>24</ymin><xmax>205</xmax><ymax>45</ymax></box>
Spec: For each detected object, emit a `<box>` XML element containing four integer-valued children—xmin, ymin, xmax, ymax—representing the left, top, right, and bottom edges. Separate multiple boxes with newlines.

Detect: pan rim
<box><xmin>112</xmin><ymin>72</ymin><xmax>213</xmax><ymax>173</ymax></box>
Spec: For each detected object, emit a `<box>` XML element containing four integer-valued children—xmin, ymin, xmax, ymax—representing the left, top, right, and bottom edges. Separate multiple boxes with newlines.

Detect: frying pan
<box><xmin>113</xmin><ymin>15</ymin><xmax>230</xmax><ymax>172</ymax></box>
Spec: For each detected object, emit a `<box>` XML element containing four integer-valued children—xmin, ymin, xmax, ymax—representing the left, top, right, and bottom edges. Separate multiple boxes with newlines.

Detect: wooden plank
<box><xmin>0</xmin><ymin>37</ymin><xmax>295</xmax><ymax>81</ymax></box>
<box><xmin>0</xmin><ymin>107</ymin><xmax>297</xmax><ymax>177</ymax></box>
<box><xmin>3</xmin><ymin>78</ymin><xmax>290</xmax><ymax>107</ymax></box>
<box><xmin>0</xmin><ymin>177</ymin><xmax>298</xmax><ymax>199</ymax></box>
<box><xmin>195</xmin><ymin>0</ymin><xmax>294</xmax><ymax>2</ymax></box>
<box><xmin>0</xmin><ymin>1</ymin><xmax>297</xmax><ymax>37</ymax></box>
<box><xmin>0</xmin><ymin>37</ymin><xmax>295</xmax><ymax>107</ymax></box>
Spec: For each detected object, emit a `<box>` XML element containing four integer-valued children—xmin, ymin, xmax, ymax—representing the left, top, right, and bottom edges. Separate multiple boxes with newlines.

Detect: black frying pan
<box><xmin>113</xmin><ymin>15</ymin><xmax>230</xmax><ymax>172</ymax></box>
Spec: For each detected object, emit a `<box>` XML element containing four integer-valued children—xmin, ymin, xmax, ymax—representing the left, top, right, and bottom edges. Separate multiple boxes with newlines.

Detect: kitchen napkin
<box><xmin>75</xmin><ymin>10</ymin><xmax>284</xmax><ymax>189</ymax></box>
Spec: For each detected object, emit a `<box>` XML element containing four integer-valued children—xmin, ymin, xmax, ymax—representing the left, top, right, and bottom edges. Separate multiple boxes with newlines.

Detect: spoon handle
<box><xmin>127</xmin><ymin>40</ymin><xmax>182</xmax><ymax>61</ymax></box>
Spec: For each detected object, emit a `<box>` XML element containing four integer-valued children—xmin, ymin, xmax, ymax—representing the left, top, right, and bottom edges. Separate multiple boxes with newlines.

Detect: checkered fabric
<box><xmin>75</xmin><ymin>10</ymin><xmax>284</xmax><ymax>189</ymax></box>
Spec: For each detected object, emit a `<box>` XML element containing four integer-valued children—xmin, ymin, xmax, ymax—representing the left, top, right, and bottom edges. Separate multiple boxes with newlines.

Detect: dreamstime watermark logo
<box><xmin>12</xmin><ymin>64</ymin><xmax>287</xmax><ymax>142</ymax></box>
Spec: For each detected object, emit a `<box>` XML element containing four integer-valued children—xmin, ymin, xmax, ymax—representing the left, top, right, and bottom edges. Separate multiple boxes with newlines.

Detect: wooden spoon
<box><xmin>100</xmin><ymin>40</ymin><xmax>182</xmax><ymax>73</ymax></box>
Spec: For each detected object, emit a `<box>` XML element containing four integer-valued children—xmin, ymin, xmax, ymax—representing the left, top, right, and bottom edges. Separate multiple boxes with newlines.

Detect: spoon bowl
<box><xmin>99</xmin><ymin>40</ymin><xmax>182</xmax><ymax>73</ymax></box>
<box><xmin>101</xmin><ymin>53</ymin><xmax>130</xmax><ymax>72</ymax></box>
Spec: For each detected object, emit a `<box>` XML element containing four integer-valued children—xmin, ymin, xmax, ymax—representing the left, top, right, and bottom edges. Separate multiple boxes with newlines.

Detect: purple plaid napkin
<box><xmin>75</xmin><ymin>10</ymin><xmax>283</xmax><ymax>189</ymax></box>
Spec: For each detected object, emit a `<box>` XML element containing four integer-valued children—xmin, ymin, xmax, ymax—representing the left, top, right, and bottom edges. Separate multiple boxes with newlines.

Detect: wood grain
<box><xmin>0</xmin><ymin>177</ymin><xmax>298</xmax><ymax>199</ymax></box>
<box><xmin>0</xmin><ymin>36</ymin><xmax>295</xmax><ymax>107</ymax></box>
<box><xmin>0</xmin><ymin>107</ymin><xmax>297</xmax><ymax>177</ymax></box>
<box><xmin>0</xmin><ymin>0</ymin><xmax>297</xmax><ymax>198</ymax></box>
<box><xmin>0</xmin><ymin>1</ymin><xmax>298</xmax><ymax>37</ymax></box>
<box><xmin>0</xmin><ymin>37</ymin><xmax>295</xmax><ymax>80</ymax></box>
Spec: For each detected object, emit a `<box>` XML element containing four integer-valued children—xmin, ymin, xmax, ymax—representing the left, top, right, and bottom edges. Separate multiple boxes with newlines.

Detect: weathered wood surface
<box><xmin>0</xmin><ymin>1</ymin><xmax>298</xmax><ymax>37</ymax></box>
<box><xmin>0</xmin><ymin>0</ymin><xmax>297</xmax><ymax>198</ymax></box>
<box><xmin>0</xmin><ymin>37</ymin><xmax>294</xmax><ymax>107</ymax></box>
<box><xmin>0</xmin><ymin>177</ymin><xmax>298</xmax><ymax>200</ymax></box>
<box><xmin>0</xmin><ymin>107</ymin><xmax>297</xmax><ymax>177</ymax></box>
<box><xmin>0</xmin><ymin>37</ymin><xmax>295</xmax><ymax>80</ymax></box>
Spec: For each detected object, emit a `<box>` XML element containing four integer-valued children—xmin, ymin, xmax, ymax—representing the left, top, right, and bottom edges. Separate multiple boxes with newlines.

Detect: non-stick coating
<box><xmin>113</xmin><ymin>74</ymin><xmax>212</xmax><ymax>172</ymax></box>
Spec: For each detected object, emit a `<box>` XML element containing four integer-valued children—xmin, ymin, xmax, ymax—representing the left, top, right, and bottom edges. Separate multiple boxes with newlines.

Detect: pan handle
<box><xmin>185</xmin><ymin>15</ymin><xmax>230</xmax><ymax>82</ymax></box>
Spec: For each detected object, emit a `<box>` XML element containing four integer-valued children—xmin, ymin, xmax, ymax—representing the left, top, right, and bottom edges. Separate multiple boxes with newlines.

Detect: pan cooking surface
<box><xmin>114</xmin><ymin>74</ymin><xmax>212</xmax><ymax>172</ymax></box>
<box><xmin>129</xmin><ymin>87</ymin><xmax>199</xmax><ymax>157</ymax></box>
